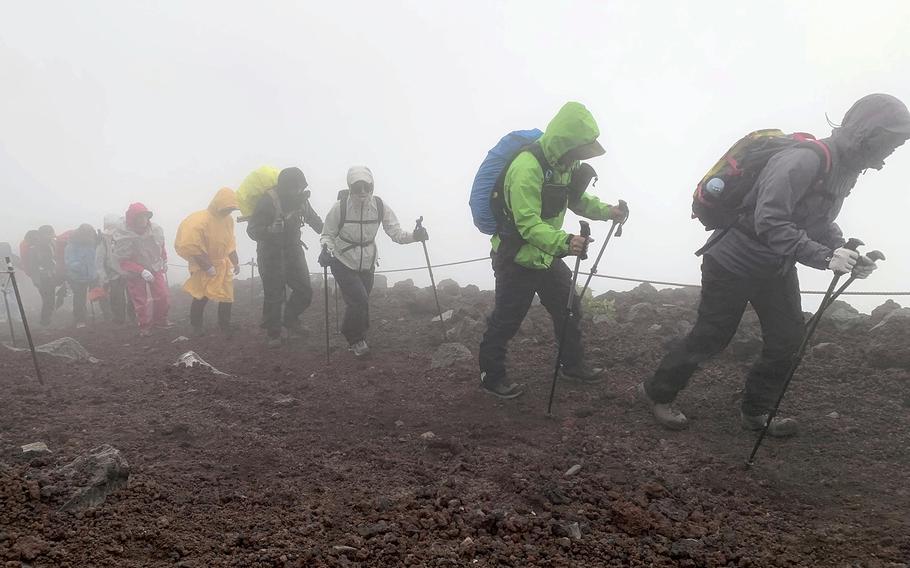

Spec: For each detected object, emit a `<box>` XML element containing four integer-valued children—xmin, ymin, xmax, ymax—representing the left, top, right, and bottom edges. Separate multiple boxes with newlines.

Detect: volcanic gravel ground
<box><xmin>1</xmin><ymin>283</ymin><xmax>909</xmax><ymax>567</ymax></box>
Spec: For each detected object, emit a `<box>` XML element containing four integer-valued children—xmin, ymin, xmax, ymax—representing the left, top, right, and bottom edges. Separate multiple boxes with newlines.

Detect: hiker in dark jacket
<box><xmin>247</xmin><ymin>167</ymin><xmax>324</xmax><ymax>347</ymax></box>
<box><xmin>21</xmin><ymin>225</ymin><xmax>59</xmax><ymax>326</ymax></box>
<box><xmin>637</xmin><ymin>93</ymin><xmax>910</xmax><ymax>437</ymax></box>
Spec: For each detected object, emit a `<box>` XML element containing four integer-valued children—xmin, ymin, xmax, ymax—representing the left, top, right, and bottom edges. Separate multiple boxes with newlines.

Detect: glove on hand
<box><xmin>610</xmin><ymin>200</ymin><xmax>629</xmax><ymax>223</ymax></box>
<box><xmin>851</xmin><ymin>255</ymin><xmax>877</xmax><ymax>279</ymax></box>
<box><xmin>413</xmin><ymin>226</ymin><xmax>429</xmax><ymax>242</ymax></box>
<box><xmin>141</xmin><ymin>269</ymin><xmax>154</xmax><ymax>283</ymax></box>
<box><xmin>318</xmin><ymin>247</ymin><xmax>334</xmax><ymax>268</ymax></box>
<box><xmin>828</xmin><ymin>247</ymin><xmax>859</xmax><ymax>274</ymax></box>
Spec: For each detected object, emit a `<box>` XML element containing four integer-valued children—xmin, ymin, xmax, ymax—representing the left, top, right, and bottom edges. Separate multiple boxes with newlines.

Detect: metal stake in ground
<box><xmin>322</xmin><ymin>245</ymin><xmax>331</xmax><ymax>365</ymax></box>
<box><xmin>4</xmin><ymin>257</ymin><xmax>43</xmax><ymax>385</ymax></box>
<box><xmin>546</xmin><ymin>220</ymin><xmax>591</xmax><ymax>416</ymax></box>
<box><xmin>2</xmin><ymin>276</ymin><xmax>17</xmax><ymax>347</ymax></box>
<box><xmin>415</xmin><ymin>217</ymin><xmax>446</xmax><ymax>341</ymax></box>
<box><xmin>746</xmin><ymin>238</ymin><xmax>864</xmax><ymax>467</ymax></box>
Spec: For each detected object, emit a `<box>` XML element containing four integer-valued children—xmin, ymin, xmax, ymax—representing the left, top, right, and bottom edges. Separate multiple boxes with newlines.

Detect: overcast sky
<box><xmin>2</xmin><ymin>0</ymin><xmax>908</xmax><ymax>312</ymax></box>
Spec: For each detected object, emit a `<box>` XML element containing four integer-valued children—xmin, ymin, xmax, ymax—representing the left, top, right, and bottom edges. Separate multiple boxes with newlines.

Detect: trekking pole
<box><xmin>4</xmin><ymin>257</ymin><xmax>43</xmax><ymax>385</ymax></box>
<box><xmin>546</xmin><ymin>221</ymin><xmax>590</xmax><ymax>416</ymax></box>
<box><xmin>415</xmin><ymin>217</ymin><xmax>446</xmax><ymax>341</ymax></box>
<box><xmin>576</xmin><ymin>200</ymin><xmax>627</xmax><ymax>300</ymax></box>
<box><xmin>89</xmin><ymin>295</ymin><xmax>96</xmax><ymax>325</ymax></box>
<box><xmin>322</xmin><ymin>245</ymin><xmax>331</xmax><ymax>365</ymax></box>
<box><xmin>746</xmin><ymin>237</ymin><xmax>863</xmax><ymax>467</ymax></box>
<box><xmin>334</xmin><ymin>279</ymin><xmax>340</xmax><ymax>333</ymax></box>
<box><xmin>2</xmin><ymin>277</ymin><xmax>17</xmax><ymax>347</ymax></box>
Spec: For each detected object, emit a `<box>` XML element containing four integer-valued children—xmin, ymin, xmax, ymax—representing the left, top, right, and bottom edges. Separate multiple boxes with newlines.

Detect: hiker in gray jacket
<box><xmin>637</xmin><ymin>93</ymin><xmax>910</xmax><ymax>436</ymax></box>
<box><xmin>318</xmin><ymin>166</ymin><xmax>427</xmax><ymax>357</ymax></box>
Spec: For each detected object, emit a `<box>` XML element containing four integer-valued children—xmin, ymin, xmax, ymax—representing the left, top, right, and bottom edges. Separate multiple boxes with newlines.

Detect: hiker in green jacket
<box><xmin>479</xmin><ymin>102</ymin><xmax>630</xmax><ymax>399</ymax></box>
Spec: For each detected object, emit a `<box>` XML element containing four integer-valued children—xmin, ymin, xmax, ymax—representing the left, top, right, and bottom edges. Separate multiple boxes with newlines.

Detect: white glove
<box><xmin>851</xmin><ymin>255</ymin><xmax>877</xmax><ymax>279</ymax></box>
<box><xmin>828</xmin><ymin>247</ymin><xmax>859</xmax><ymax>274</ymax></box>
<box><xmin>140</xmin><ymin>269</ymin><xmax>154</xmax><ymax>283</ymax></box>
<box><xmin>206</xmin><ymin>266</ymin><xmax>217</xmax><ymax>277</ymax></box>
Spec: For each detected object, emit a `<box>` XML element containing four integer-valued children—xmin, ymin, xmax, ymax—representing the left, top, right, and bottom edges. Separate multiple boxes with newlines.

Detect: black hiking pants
<box><xmin>330</xmin><ymin>260</ymin><xmax>374</xmax><ymax>345</ymax></box>
<box><xmin>33</xmin><ymin>275</ymin><xmax>56</xmax><ymax>326</ymax></box>
<box><xmin>190</xmin><ymin>297</ymin><xmax>232</xmax><ymax>330</ymax></box>
<box><xmin>644</xmin><ymin>255</ymin><xmax>804</xmax><ymax>416</ymax></box>
<box><xmin>70</xmin><ymin>281</ymin><xmax>88</xmax><ymax>325</ymax></box>
<box><xmin>479</xmin><ymin>253</ymin><xmax>583</xmax><ymax>381</ymax></box>
<box><xmin>103</xmin><ymin>277</ymin><xmax>131</xmax><ymax>324</ymax></box>
<box><xmin>257</xmin><ymin>242</ymin><xmax>312</xmax><ymax>338</ymax></box>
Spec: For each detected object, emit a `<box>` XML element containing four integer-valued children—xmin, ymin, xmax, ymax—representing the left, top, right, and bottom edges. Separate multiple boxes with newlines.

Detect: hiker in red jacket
<box><xmin>112</xmin><ymin>203</ymin><xmax>171</xmax><ymax>335</ymax></box>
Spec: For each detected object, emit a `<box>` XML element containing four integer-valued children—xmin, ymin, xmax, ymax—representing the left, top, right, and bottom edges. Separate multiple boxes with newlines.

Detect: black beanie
<box><xmin>277</xmin><ymin>167</ymin><xmax>308</xmax><ymax>193</ymax></box>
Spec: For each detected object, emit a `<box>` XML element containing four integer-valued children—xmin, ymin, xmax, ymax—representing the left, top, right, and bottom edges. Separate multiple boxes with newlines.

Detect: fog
<box><xmin>2</xmin><ymin>0</ymin><xmax>908</xmax><ymax>313</ymax></box>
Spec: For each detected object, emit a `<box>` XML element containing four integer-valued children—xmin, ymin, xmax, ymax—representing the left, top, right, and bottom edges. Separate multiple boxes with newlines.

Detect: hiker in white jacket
<box><xmin>319</xmin><ymin>166</ymin><xmax>428</xmax><ymax>356</ymax></box>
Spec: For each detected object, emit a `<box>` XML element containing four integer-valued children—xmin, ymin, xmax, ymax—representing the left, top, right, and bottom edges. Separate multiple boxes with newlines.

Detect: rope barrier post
<box><xmin>3</xmin><ymin>276</ymin><xmax>17</xmax><ymax>347</ymax></box>
<box><xmin>4</xmin><ymin>258</ymin><xmax>43</xmax><ymax>385</ymax></box>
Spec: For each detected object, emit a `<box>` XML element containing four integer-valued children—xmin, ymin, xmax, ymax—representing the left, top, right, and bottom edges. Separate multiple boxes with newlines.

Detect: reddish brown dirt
<box><xmin>1</xmin><ymin>283</ymin><xmax>909</xmax><ymax>567</ymax></box>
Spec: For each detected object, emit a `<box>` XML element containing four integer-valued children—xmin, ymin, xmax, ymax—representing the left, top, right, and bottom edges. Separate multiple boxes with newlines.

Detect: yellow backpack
<box><xmin>236</xmin><ymin>165</ymin><xmax>280</xmax><ymax>217</ymax></box>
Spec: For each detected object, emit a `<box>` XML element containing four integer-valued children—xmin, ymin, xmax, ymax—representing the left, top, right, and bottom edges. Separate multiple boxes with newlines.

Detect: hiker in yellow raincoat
<box><xmin>175</xmin><ymin>188</ymin><xmax>241</xmax><ymax>336</ymax></box>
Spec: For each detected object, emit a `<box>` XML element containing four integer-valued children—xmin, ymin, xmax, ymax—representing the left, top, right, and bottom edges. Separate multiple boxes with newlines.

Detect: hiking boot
<box><xmin>351</xmin><ymin>339</ymin><xmax>371</xmax><ymax>357</ymax></box>
<box><xmin>138</xmin><ymin>328</ymin><xmax>152</xmax><ymax>338</ymax></box>
<box><xmin>155</xmin><ymin>321</ymin><xmax>176</xmax><ymax>329</ymax></box>
<box><xmin>267</xmin><ymin>336</ymin><xmax>282</xmax><ymax>349</ymax></box>
<box><xmin>740</xmin><ymin>411</ymin><xmax>798</xmax><ymax>438</ymax></box>
<box><xmin>75</xmin><ymin>322</ymin><xmax>87</xmax><ymax>329</ymax></box>
<box><xmin>480</xmin><ymin>372</ymin><xmax>526</xmax><ymax>400</ymax></box>
<box><xmin>559</xmin><ymin>363</ymin><xmax>604</xmax><ymax>383</ymax></box>
<box><xmin>635</xmin><ymin>382</ymin><xmax>689</xmax><ymax>430</ymax></box>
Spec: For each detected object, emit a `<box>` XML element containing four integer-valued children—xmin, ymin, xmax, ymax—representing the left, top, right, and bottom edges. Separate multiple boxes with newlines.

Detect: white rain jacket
<box><xmin>320</xmin><ymin>195</ymin><xmax>415</xmax><ymax>272</ymax></box>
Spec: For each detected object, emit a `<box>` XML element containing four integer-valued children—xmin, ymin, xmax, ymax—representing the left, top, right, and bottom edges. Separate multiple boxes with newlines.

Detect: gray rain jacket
<box><xmin>706</xmin><ymin>94</ymin><xmax>909</xmax><ymax>278</ymax></box>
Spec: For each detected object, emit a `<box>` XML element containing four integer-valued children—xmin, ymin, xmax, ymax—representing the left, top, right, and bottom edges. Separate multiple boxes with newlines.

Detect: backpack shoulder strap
<box><xmin>337</xmin><ymin>193</ymin><xmax>348</xmax><ymax>231</ymax></box>
<box><xmin>375</xmin><ymin>196</ymin><xmax>385</xmax><ymax>224</ymax></box>
<box><xmin>526</xmin><ymin>143</ymin><xmax>554</xmax><ymax>182</ymax></box>
<box><xmin>267</xmin><ymin>189</ymin><xmax>283</xmax><ymax>218</ymax></box>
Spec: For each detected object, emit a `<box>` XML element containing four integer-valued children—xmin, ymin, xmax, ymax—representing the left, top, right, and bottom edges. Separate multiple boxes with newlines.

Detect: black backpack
<box><xmin>692</xmin><ymin>129</ymin><xmax>831</xmax><ymax>255</ymax></box>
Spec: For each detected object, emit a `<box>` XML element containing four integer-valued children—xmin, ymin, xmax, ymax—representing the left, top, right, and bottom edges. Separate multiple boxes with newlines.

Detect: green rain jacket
<box><xmin>492</xmin><ymin>102</ymin><xmax>617</xmax><ymax>270</ymax></box>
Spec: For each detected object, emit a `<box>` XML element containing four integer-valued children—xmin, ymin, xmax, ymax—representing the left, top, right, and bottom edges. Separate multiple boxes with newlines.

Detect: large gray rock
<box><xmin>626</xmin><ymin>302</ymin><xmax>659</xmax><ymax>323</ymax></box>
<box><xmin>822</xmin><ymin>300</ymin><xmax>867</xmax><ymax>332</ymax></box>
<box><xmin>431</xmin><ymin>343</ymin><xmax>473</xmax><ymax>369</ymax></box>
<box><xmin>870</xmin><ymin>307</ymin><xmax>910</xmax><ymax>334</ymax></box>
<box><xmin>37</xmin><ymin>445</ymin><xmax>130</xmax><ymax>511</ymax></box>
<box><xmin>870</xmin><ymin>300</ymin><xmax>901</xmax><ymax>325</ymax></box>
<box><xmin>437</xmin><ymin>279</ymin><xmax>461</xmax><ymax>296</ymax></box>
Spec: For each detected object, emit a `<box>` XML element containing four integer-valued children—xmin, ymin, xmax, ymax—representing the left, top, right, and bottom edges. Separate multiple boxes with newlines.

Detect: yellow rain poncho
<box><xmin>175</xmin><ymin>188</ymin><xmax>239</xmax><ymax>302</ymax></box>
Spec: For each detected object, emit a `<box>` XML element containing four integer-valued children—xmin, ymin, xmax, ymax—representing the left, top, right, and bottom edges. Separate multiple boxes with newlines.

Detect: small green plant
<box><xmin>579</xmin><ymin>288</ymin><xmax>616</xmax><ymax>320</ymax></box>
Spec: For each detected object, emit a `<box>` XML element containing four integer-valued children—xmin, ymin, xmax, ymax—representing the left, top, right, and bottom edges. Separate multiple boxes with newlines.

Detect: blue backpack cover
<box><xmin>469</xmin><ymin>128</ymin><xmax>543</xmax><ymax>234</ymax></box>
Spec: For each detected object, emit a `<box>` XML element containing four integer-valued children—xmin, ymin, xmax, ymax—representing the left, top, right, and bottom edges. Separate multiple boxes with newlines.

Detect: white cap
<box><xmin>346</xmin><ymin>165</ymin><xmax>374</xmax><ymax>188</ymax></box>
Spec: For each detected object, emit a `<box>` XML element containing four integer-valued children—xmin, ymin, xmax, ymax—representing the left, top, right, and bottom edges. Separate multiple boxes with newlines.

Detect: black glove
<box><xmin>413</xmin><ymin>226</ymin><xmax>429</xmax><ymax>242</ymax></box>
<box><xmin>318</xmin><ymin>247</ymin><xmax>334</xmax><ymax>268</ymax></box>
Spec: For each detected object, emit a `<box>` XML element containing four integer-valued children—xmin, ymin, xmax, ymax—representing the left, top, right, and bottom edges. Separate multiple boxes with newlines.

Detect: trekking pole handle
<box><xmin>866</xmin><ymin>250</ymin><xmax>886</xmax><ymax>262</ymax></box>
<box><xmin>416</xmin><ymin>216</ymin><xmax>424</xmax><ymax>229</ymax></box>
<box><xmin>844</xmin><ymin>238</ymin><xmax>864</xmax><ymax>251</ymax></box>
<box><xmin>579</xmin><ymin>220</ymin><xmax>591</xmax><ymax>260</ymax></box>
<box><xmin>615</xmin><ymin>199</ymin><xmax>628</xmax><ymax>238</ymax></box>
